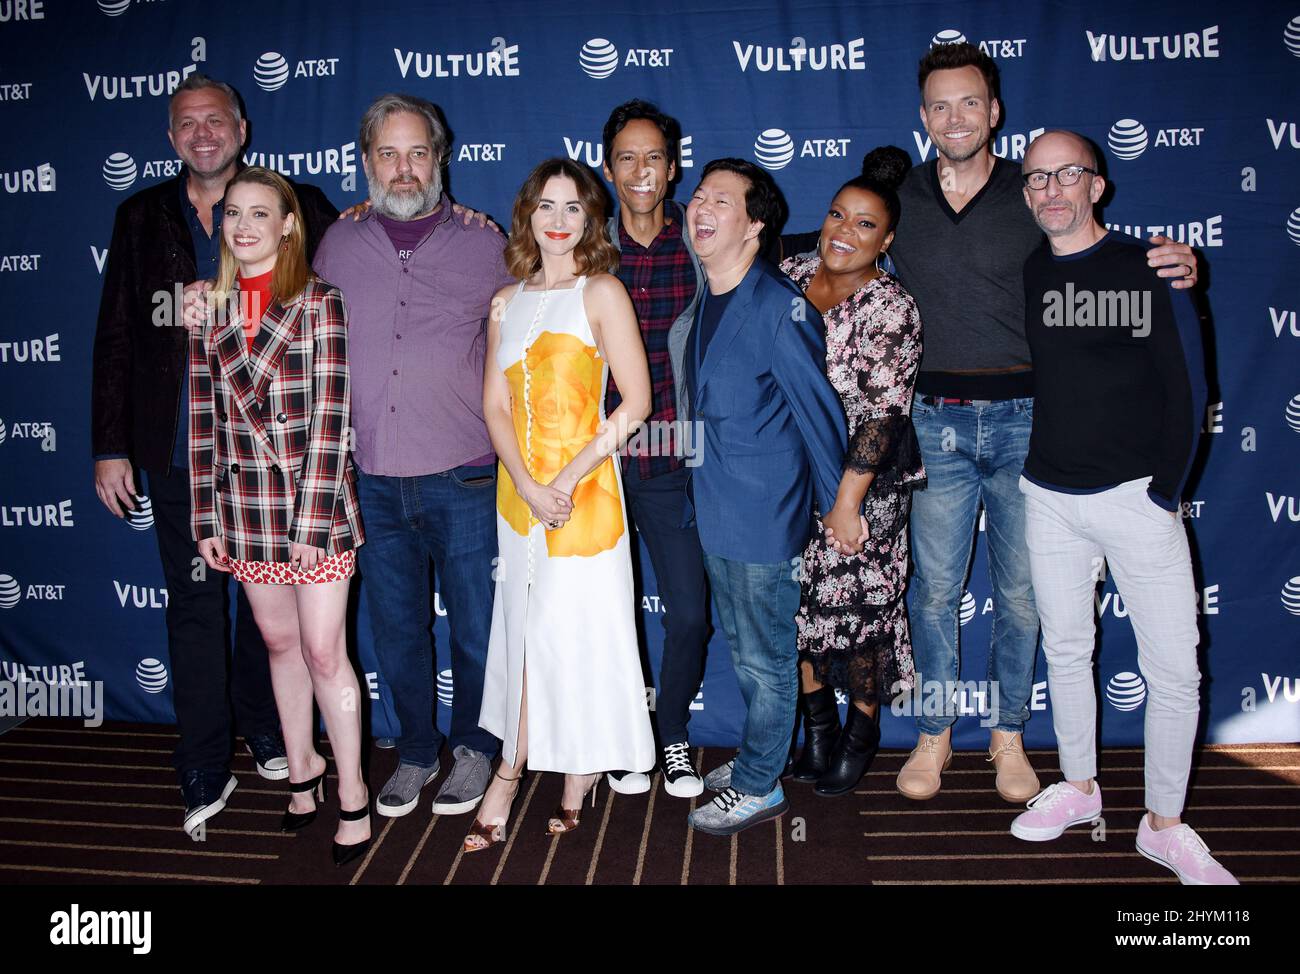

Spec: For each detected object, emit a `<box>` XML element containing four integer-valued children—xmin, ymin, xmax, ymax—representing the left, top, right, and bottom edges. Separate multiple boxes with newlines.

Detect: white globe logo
<box><xmin>932</xmin><ymin>29</ymin><xmax>967</xmax><ymax>46</ymax></box>
<box><xmin>958</xmin><ymin>590</ymin><xmax>976</xmax><ymax>626</ymax></box>
<box><xmin>1108</xmin><ymin>119</ymin><xmax>1148</xmax><ymax>161</ymax></box>
<box><xmin>254</xmin><ymin>52</ymin><xmax>291</xmax><ymax>92</ymax></box>
<box><xmin>0</xmin><ymin>574</ymin><xmax>20</xmax><ymax>609</ymax></box>
<box><xmin>754</xmin><ymin>129</ymin><xmax>795</xmax><ymax>171</ymax></box>
<box><xmin>1282</xmin><ymin>577</ymin><xmax>1300</xmax><ymax>616</ymax></box>
<box><xmin>98</xmin><ymin>0</ymin><xmax>131</xmax><ymax>15</ymax></box>
<box><xmin>1284</xmin><ymin>16</ymin><xmax>1300</xmax><ymax>56</ymax></box>
<box><xmin>1106</xmin><ymin>671</ymin><xmax>1147</xmax><ymax>711</ymax></box>
<box><xmin>136</xmin><ymin>658</ymin><xmax>169</xmax><ymax>694</ymax></box>
<box><xmin>1285</xmin><ymin>394</ymin><xmax>1300</xmax><ymax>433</ymax></box>
<box><xmin>0</xmin><ymin>419</ymin><xmax>6</xmax><ymax>445</ymax></box>
<box><xmin>1287</xmin><ymin>207</ymin><xmax>1300</xmax><ymax>247</ymax></box>
<box><xmin>437</xmin><ymin>668</ymin><xmax>454</xmax><ymax>707</ymax></box>
<box><xmin>126</xmin><ymin>494</ymin><xmax>154</xmax><ymax>531</ymax></box>
<box><xmin>103</xmin><ymin>152</ymin><xmax>137</xmax><ymax>191</ymax></box>
<box><xmin>579</xmin><ymin>38</ymin><xmax>619</xmax><ymax>79</ymax></box>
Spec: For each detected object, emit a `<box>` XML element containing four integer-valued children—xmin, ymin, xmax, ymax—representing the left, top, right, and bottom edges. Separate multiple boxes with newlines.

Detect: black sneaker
<box><xmin>180</xmin><ymin>769</ymin><xmax>237</xmax><ymax>836</ymax></box>
<box><xmin>244</xmin><ymin>732</ymin><xmax>289</xmax><ymax>780</ymax></box>
<box><xmin>660</xmin><ymin>742</ymin><xmax>703</xmax><ymax>798</ymax></box>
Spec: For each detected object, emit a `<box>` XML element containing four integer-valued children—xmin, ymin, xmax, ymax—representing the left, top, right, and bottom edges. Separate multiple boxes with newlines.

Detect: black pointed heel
<box><xmin>280</xmin><ymin>766</ymin><xmax>327</xmax><ymax>832</ymax></box>
<box><xmin>332</xmin><ymin>792</ymin><xmax>371</xmax><ymax>868</ymax></box>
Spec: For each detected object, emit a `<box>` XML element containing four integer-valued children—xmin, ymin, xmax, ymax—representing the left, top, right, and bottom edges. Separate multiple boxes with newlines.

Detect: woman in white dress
<box><xmin>466</xmin><ymin>158</ymin><xmax>655</xmax><ymax>851</ymax></box>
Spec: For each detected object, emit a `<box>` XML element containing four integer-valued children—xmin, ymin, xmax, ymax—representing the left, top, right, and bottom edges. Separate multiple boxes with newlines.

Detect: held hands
<box><xmin>823</xmin><ymin>505</ymin><xmax>870</xmax><ymax>556</ymax></box>
<box><xmin>1146</xmin><ymin>235</ymin><xmax>1198</xmax><ymax>290</ymax></box>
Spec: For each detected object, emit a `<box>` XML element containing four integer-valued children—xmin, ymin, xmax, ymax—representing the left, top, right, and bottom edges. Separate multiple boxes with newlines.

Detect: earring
<box><xmin>876</xmin><ymin>250</ymin><xmax>887</xmax><ymax>274</ymax></box>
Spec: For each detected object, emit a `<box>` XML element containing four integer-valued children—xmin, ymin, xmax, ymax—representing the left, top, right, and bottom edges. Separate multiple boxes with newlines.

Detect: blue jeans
<box><xmin>703</xmin><ymin>552</ymin><xmax>800</xmax><ymax>796</ymax></box>
<box><xmin>908</xmin><ymin>395</ymin><xmax>1038</xmax><ymax>735</ymax></box>
<box><xmin>356</xmin><ymin>465</ymin><xmax>499</xmax><ymax>766</ymax></box>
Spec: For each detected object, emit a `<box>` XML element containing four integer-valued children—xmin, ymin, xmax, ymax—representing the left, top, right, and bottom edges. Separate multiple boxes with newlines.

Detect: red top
<box><xmin>237</xmin><ymin>268</ymin><xmax>274</xmax><ymax>348</ymax></box>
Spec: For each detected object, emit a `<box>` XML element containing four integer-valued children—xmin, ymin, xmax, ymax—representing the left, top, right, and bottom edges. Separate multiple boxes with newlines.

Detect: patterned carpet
<box><xmin>0</xmin><ymin>718</ymin><xmax>1296</xmax><ymax>885</ymax></box>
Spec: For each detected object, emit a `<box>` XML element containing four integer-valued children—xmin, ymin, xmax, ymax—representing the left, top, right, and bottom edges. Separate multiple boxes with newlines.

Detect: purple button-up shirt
<box><xmin>312</xmin><ymin>195</ymin><xmax>513</xmax><ymax>476</ymax></box>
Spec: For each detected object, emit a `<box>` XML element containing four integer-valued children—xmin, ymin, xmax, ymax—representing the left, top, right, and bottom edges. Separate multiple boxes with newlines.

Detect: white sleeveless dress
<box><xmin>478</xmin><ymin>276</ymin><xmax>655</xmax><ymax>774</ymax></box>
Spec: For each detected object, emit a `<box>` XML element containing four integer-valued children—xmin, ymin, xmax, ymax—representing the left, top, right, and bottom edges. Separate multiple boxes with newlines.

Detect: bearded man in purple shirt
<box><xmin>313</xmin><ymin>94</ymin><xmax>513</xmax><ymax>820</ymax></box>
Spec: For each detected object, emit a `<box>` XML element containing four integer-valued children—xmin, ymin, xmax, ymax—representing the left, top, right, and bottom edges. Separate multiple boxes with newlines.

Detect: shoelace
<box><xmin>663</xmin><ymin>743</ymin><xmax>694</xmax><ymax>775</ymax></box>
<box><xmin>1168</xmin><ymin>825</ymin><xmax>1216</xmax><ymax>865</ymax></box>
<box><xmin>1024</xmin><ymin>782</ymin><xmax>1074</xmax><ymax>811</ymax></box>
<box><xmin>713</xmin><ymin>787</ymin><xmax>743</xmax><ymax>813</ymax></box>
<box><xmin>986</xmin><ymin>738</ymin><xmax>1023</xmax><ymax>763</ymax></box>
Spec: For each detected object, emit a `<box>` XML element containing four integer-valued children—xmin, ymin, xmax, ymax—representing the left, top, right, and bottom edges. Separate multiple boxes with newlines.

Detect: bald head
<box><xmin>1024</xmin><ymin>130</ymin><xmax>1097</xmax><ymax>173</ymax></box>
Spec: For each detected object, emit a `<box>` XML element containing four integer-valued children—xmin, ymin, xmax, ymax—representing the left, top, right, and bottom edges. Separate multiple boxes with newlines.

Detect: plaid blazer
<box><xmin>189</xmin><ymin>276</ymin><xmax>364</xmax><ymax>563</ymax></box>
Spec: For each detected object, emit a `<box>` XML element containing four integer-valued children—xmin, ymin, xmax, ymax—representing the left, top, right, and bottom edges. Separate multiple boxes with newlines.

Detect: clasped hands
<box><xmin>822</xmin><ymin>503</ymin><xmax>870</xmax><ymax>556</ymax></box>
<box><xmin>522</xmin><ymin>471</ymin><xmax>577</xmax><ymax>530</ymax></box>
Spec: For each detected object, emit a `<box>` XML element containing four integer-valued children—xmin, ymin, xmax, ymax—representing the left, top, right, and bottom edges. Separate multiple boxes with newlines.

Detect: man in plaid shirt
<box><xmin>601</xmin><ymin>101</ymin><xmax>710</xmax><ymax>799</ymax></box>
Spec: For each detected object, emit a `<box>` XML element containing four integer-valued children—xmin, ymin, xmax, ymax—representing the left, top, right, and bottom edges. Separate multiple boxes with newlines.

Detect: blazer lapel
<box><xmin>695</xmin><ymin>261</ymin><xmax>761</xmax><ymax>394</ymax></box>
<box><xmin>247</xmin><ymin>295</ymin><xmax>305</xmax><ymax>408</ymax></box>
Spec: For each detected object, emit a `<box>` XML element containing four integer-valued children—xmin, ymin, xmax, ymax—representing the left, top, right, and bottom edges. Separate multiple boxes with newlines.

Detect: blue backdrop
<box><xmin>1</xmin><ymin>0</ymin><xmax>1297</xmax><ymax>751</ymax></box>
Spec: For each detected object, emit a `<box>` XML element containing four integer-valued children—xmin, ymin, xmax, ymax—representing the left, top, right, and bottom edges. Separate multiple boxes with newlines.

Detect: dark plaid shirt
<box><xmin>607</xmin><ymin>216</ymin><xmax>696</xmax><ymax>479</ymax></box>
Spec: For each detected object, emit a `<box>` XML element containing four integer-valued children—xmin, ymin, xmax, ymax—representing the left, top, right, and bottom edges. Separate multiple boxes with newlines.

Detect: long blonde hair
<box><xmin>213</xmin><ymin>166</ymin><xmax>310</xmax><ymax>306</ymax></box>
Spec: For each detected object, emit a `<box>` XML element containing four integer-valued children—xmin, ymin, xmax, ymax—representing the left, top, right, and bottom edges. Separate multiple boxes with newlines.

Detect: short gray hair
<box><xmin>359</xmin><ymin>93</ymin><xmax>449</xmax><ymax>164</ymax></box>
<box><xmin>169</xmin><ymin>73</ymin><xmax>243</xmax><ymax>129</ymax></box>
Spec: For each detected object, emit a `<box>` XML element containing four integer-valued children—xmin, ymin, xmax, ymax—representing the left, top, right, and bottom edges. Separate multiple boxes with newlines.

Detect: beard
<box><xmin>368</xmin><ymin>169</ymin><xmax>443</xmax><ymax>221</ymax></box>
<box><xmin>933</xmin><ymin>130</ymin><xmax>989</xmax><ymax>164</ymax></box>
<box><xmin>181</xmin><ymin>142</ymin><xmax>240</xmax><ymax>180</ymax></box>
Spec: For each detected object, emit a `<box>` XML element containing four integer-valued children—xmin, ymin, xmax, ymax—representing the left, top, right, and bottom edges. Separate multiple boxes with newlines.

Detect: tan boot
<box><xmin>895</xmin><ymin>729</ymin><xmax>952</xmax><ymax>800</ymax></box>
<box><xmin>987</xmin><ymin>730</ymin><xmax>1040</xmax><ymax>803</ymax></box>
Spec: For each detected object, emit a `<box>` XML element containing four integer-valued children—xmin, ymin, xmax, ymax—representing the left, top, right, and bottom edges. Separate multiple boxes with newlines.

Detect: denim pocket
<box><xmin>451</xmin><ymin>463</ymin><xmax>497</xmax><ymax>489</ymax></box>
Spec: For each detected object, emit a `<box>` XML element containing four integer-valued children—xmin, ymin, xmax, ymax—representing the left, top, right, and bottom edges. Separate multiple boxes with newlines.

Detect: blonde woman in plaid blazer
<box><xmin>188</xmin><ymin>167</ymin><xmax>371</xmax><ymax>867</ymax></box>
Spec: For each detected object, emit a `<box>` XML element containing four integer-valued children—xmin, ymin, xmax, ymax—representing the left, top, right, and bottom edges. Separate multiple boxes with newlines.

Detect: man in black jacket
<box><xmin>90</xmin><ymin>73</ymin><xmax>338</xmax><ymax>835</ymax></box>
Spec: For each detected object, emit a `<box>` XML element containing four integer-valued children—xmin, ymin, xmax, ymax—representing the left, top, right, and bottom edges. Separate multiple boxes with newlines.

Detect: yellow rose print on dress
<box><xmin>496</xmin><ymin>331</ymin><xmax>625</xmax><ymax>556</ymax></box>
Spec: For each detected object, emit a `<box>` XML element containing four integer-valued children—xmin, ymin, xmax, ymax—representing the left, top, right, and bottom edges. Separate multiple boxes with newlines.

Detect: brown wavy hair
<box><xmin>503</xmin><ymin>158</ymin><xmax>618</xmax><ymax>280</ymax></box>
<box><xmin>214</xmin><ymin>166</ymin><xmax>310</xmax><ymax>304</ymax></box>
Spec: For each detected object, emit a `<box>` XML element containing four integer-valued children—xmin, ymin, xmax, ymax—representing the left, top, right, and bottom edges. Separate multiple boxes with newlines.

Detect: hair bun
<box><xmin>861</xmin><ymin>145</ymin><xmax>911</xmax><ymax>192</ymax></box>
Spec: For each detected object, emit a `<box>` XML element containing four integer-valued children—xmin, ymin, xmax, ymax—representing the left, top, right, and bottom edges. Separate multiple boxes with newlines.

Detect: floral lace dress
<box><xmin>782</xmin><ymin>254</ymin><xmax>926</xmax><ymax>707</ymax></box>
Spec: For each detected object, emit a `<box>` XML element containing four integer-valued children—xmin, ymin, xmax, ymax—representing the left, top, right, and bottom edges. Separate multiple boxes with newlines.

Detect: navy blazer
<box><xmin>686</xmin><ymin>259</ymin><xmax>847</xmax><ymax>564</ymax></box>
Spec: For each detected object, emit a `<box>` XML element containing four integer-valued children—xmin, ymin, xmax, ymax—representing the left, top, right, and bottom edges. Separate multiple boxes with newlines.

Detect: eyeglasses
<box><xmin>1022</xmin><ymin>166</ymin><xmax>1097</xmax><ymax>191</ymax></box>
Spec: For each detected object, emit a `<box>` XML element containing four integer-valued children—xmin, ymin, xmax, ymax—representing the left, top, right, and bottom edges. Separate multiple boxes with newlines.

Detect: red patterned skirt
<box><xmin>230</xmin><ymin>550</ymin><xmax>355</xmax><ymax>586</ymax></box>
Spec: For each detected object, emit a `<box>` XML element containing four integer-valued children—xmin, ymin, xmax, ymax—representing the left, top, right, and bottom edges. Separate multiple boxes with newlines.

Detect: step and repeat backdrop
<box><xmin>1</xmin><ymin>0</ymin><xmax>1297</xmax><ymax>750</ymax></box>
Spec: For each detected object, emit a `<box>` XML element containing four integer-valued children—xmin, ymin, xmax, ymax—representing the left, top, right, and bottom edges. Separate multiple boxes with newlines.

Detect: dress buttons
<box><xmin>229</xmin><ymin>463</ymin><xmax>240</xmax><ymax>474</ymax></box>
<box><xmin>276</xmin><ymin>412</ymin><xmax>288</xmax><ymax>423</ymax></box>
<box><xmin>217</xmin><ymin>410</ymin><xmax>227</xmax><ymax>422</ymax></box>
<box><xmin>270</xmin><ymin>464</ymin><xmax>281</xmax><ymax>476</ymax></box>
<box><xmin>392</xmin><ymin>369</ymin><xmax>398</xmax><ymax>375</ymax></box>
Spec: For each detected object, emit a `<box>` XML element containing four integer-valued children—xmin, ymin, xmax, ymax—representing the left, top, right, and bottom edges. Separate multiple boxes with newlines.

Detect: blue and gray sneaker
<box><xmin>688</xmin><ymin>785</ymin><xmax>789</xmax><ymax>836</ymax></box>
<box><xmin>703</xmin><ymin>759</ymin><xmax>734</xmax><ymax>792</ymax></box>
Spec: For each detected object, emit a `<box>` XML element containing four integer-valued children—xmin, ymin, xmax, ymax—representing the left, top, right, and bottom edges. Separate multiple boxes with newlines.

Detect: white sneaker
<box><xmin>605</xmin><ymin>770</ymin><xmax>650</xmax><ymax>795</ymax></box>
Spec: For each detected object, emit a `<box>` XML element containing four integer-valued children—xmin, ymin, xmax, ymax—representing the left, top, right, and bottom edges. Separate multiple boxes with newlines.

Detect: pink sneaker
<box><xmin>1136</xmin><ymin>817</ymin><xmax>1240</xmax><ymax>885</ymax></box>
<box><xmin>1010</xmin><ymin>781</ymin><xmax>1103</xmax><ymax>841</ymax></box>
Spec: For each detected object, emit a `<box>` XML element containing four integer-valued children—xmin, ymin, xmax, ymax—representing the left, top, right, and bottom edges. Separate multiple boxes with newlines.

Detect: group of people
<box><xmin>89</xmin><ymin>41</ymin><xmax>1237</xmax><ymax>883</ymax></box>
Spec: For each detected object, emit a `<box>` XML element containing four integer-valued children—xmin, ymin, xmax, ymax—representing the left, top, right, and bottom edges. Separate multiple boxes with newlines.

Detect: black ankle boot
<box><xmin>814</xmin><ymin>706</ymin><xmax>880</xmax><ymax>796</ymax></box>
<box><xmin>790</xmin><ymin>686</ymin><xmax>842</xmax><ymax>782</ymax></box>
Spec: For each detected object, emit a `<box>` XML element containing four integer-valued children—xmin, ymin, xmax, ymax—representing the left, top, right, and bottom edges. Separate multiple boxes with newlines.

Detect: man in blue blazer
<box><xmin>683</xmin><ymin>159</ymin><xmax>848</xmax><ymax>835</ymax></box>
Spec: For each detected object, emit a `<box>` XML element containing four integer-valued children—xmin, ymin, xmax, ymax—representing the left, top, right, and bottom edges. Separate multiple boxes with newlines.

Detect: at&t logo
<box><xmin>932</xmin><ymin>28</ymin><xmax>1026</xmax><ymax>58</ymax></box>
<box><xmin>753</xmin><ymin>129</ymin><xmax>852</xmax><ymax>171</ymax></box>
<box><xmin>1281</xmin><ymin>577</ymin><xmax>1300</xmax><ymax>616</ymax></box>
<box><xmin>1285</xmin><ymin>16</ymin><xmax>1300</xmax><ymax>56</ymax></box>
<box><xmin>126</xmin><ymin>495</ymin><xmax>154</xmax><ymax>531</ymax></box>
<box><xmin>1287</xmin><ymin>208</ymin><xmax>1300</xmax><ymax>247</ymax></box>
<box><xmin>1285</xmin><ymin>394</ymin><xmax>1300</xmax><ymax>432</ymax></box>
<box><xmin>0</xmin><ymin>574</ymin><xmax>20</xmax><ymax>608</ymax></box>
<box><xmin>1106</xmin><ymin>672</ymin><xmax>1146</xmax><ymax>711</ymax></box>
<box><xmin>98</xmin><ymin>0</ymin><xmax>130</xmax><ymax>14</ymax></box>
<box><xmin>437</xmin><ymin>669</ymin><xmax>453</xmax><ymax>706</ymax></box>
<box><xmin>958</xmin><ymin>591</ymin><xmax>976</xmax><ymax>626</ymax></box>
<box><xmin>136</xmin><ymin>658</ymin><xmax>168</xmax><ymax>694</ymax></box>
<box><xmin>1107</xmin><ymin>118</ymin><xmax>1204</xmax><ymax>161</ymax></box>
<box><xmin>578</xmin><ymin>38</ymin><xmax>673</xmax><ymax>79</ymax></box>
<box><xmin>254</xmin><ymin>51</ymin><xmax>340</xmax><ymax>92</ymax></box>
<box><xmin>103</xmin><ymin>152</ymin><xmax>137</xmax><ymax>190</ymax></box>
<box><xmin>0</xmin><ymin>573</ymin><xmax>65</xmax><ymax>606</ymax></box>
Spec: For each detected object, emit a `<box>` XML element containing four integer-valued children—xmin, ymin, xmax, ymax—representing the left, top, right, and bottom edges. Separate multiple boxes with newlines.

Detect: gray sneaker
<box><xmin>432</xmin><ymin>746</ymin><xmax>492</xmax><ymax>815</ymax></box>
<box><xmin>688</xmin><ymin>784</ymin><xmax>789</xmax><ymax>836</ymax></box>
<box><xmin>376</xmin><ymin>760</ymin><xmax>439</xmax><ymax>818</ymax></box>
<box><xmin>703</xmin><ymin>759</ymin><xmax>734</xmax><ymax>792</ymax></box>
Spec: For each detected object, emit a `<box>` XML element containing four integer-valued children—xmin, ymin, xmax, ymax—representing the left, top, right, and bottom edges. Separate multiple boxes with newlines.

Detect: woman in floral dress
<box><xmin>781</xmin><ymin>147</ymin><xmax>926</xmax><ymax>796</ymax></box>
